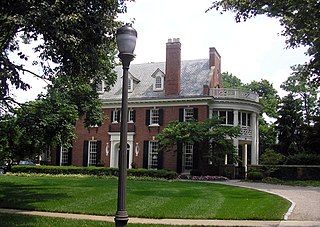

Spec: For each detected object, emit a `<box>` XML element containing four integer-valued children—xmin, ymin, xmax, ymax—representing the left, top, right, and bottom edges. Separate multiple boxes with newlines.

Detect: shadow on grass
<box><xmin>0</xmin><ymin>181</ymin><xmax>70</xmax><ymax>211</ymax></box>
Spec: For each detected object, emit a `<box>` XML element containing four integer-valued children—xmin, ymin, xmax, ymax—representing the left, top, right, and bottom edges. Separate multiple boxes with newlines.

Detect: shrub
<box><xmin>260</xmin><ymin>149</ymin><xmax>285</xmax><ymax>165</ymax></box>
<box><xmin>10</xmin><ymin>166</ymin><xmax>177</xmax><ymax>179</ymax></box>
<box><xmin>286</xmin><ymin>153</ymin><xmax>320</xmax><ymax>165</ymax></box>
<box><xmin>247</xmin><ymin>171</ymin><xmax>263</xmax><ymax>181</ymax></box>
<box><xmin>190</xmin><ymin>169</ymin><xmax>202</xmax><ymax>176</ymax></box>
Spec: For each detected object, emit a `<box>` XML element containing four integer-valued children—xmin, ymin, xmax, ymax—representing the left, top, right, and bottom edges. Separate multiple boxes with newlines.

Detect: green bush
<box><xmin>286</xmin><ymin>153</ymin><xmax>320</xmax><ymax>165</ymax></box>
<box><xmin>247</xmin><ymin>171</ymin><xmax>263</xmax><ymax>181</ymax></box>
<box><xmin>10</xmin><ymin>166</ymin><xmax>177</xmax><ymax>179</ymax></box>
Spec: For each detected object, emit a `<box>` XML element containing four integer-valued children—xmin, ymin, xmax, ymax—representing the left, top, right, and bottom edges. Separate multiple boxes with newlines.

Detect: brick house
<box><xmin>54</xmin><ymin>38</ymin><xmax>262</xmax><ymax>175</ymax></box>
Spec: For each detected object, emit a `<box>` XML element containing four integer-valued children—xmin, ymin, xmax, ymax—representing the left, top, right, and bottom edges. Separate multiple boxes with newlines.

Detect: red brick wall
<box><xmin>71</xmin><ymin>104</ymin><xmax>209</xmax><ymax>172</ymax></box>
<box><xmin>209</xmin><ymin>47</ymin><xmax>222</xmax><ymax>88</ymax></box>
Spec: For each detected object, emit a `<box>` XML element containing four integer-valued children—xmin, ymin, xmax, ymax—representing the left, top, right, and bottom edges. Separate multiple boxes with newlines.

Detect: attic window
<box><xmin>155</xmin><ymin>76</ymin><xmax>162</xmax><ymax>89</ymax></box>
<box><xmin>96</xmin><ymin>80</ymin><xmax>103</xmax><ymax>93</ymax></box>
<box><xmin>128</xmin><ymin>78</ymin><xmax>133</xmax><ymax>92</ymax></box>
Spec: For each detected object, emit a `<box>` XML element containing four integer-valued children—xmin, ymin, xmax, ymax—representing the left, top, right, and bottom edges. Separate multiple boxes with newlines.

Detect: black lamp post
<box><xmin>115</xmin><ymin>24</ymin><xmax>137</xmax><ymax>227</ymax></box>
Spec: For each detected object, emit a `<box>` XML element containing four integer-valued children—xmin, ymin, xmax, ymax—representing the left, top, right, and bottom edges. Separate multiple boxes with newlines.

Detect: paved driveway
<box><xmin>213</xmin><ymin>180</ymin><xmax>320</xmax><ymax>221</ymax></box>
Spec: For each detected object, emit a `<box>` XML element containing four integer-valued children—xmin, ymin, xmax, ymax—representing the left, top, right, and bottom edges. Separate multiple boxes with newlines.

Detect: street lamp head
<box><xmin>116</xmin><ymin>24</ymin><xmax>137</xmax><ymax>55</ymax></box>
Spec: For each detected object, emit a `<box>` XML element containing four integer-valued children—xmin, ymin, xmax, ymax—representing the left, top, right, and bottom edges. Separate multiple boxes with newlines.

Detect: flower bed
<box><xmin>178</xmin><ymin>175</ymin><xmax>229</xmax><ymax>181</ymax></box>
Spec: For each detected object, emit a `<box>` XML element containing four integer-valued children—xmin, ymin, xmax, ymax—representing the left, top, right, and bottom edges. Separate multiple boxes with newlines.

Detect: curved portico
<box><xmin>209</xmin><ymin>88</ymin><xmax>263</xmax><ymax>170</ymax></box>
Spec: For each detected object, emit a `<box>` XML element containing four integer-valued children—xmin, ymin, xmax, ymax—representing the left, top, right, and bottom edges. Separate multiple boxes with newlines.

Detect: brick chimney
<box><xmin>165</xmin><ymin>38</ymin><xmax>181</xmax><ymax>96</ymax></box>
<box><xmin>209</xmin><ymin>47</ymin><xmax>223</xmax><ymax>88</ymax></box>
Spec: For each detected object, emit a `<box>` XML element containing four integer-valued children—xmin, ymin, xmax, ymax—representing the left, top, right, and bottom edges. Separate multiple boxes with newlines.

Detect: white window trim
<box><xmin>88</xmin><ymin>140</ymin><xmax>97</xmax><ymax>167</ymax></box>
<box><xmin>96</xmin><ymin>80</ymin><xmax>104</xmax><ymax>93</ymax></box>
<box><xmin>184</xmin><ymin>108</ymin><xmax>194</xmax><ymax>122</ymax></box>
<box><xmin>112</xmin><ymin>109</ymin><xmax>134</xmax><ymax>123</ymax></box>
<box><xmin>60</xmin><ymin>146</ymin><xmax>69</xmax><ymax>166</ymax></box>
<box><xmin>182</xmin><ymin>142</ymin><xmax>193</xmax><ymax>172</ymax></box>
<box><xmin>153</xmin><ymin>75</ymin><xmax>164</xmax><ymax>91</ymax></box>
<box><xmin>214</xmin><ymin>110</ymin><xmax>234</xmax><ymax>126</ymax></box>
<box><xmin>148</xmin><ymin>141</ymin><xmax>159</xmax><ymax>170</ymax></box>
<box><xmin>128</xmin><ymin>78</ymin><xmax>133</xmax><ymax>93</ymax></box>
<box><xmin>149</xmin><ymin>109</ymin><xmax>160</xmax><ymax>126</ymax></box>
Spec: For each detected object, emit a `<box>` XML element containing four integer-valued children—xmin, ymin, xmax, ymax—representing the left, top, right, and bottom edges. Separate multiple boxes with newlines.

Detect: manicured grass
<box><xmin>0</xmin><ymin>174</ymin><xmax>290</xmax><ymax>220</ymax></box>
<box><xmin>0</xmin><ymin>213</ymin><xmax>193</xmax><ymax>227</ymax></box>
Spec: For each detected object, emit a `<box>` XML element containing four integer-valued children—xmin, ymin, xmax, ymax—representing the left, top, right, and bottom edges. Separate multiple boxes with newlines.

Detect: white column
<box><xmin>233</xmin><ymin>110</ymin><xmax>239</xmax><ymax>126</ymax></box>
<box><xmin>251</xmin><ymin>113</ymin><xmax>258</xmax><ymax>165</ymax></box>
<box><xmin>233</xmin><ymin>138</ymin><xmax>239</xmax><ymax>166</ymax></box>
<box><xmin>256</xmin><ymin>118</ymin><xmax>259</xmax><ymax>164</ymax></box>
<box><xmin>243</xmin><ymin>144</ymin><xmax>248</xmax><ymax>179</ymax></box>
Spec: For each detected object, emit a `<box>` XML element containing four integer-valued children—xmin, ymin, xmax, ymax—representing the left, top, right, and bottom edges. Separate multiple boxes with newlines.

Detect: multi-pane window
<box><xmin>155</xmin><ymin>76</ymin><xmax>163</xmax><ymax>90</ymax></box>
<box><xmin>213</xmin><ymin>110</ymin><xmax>234</xmax><ymax>125</ymax></box>
<box><xmin>96</xmin><ymin>81</ymin><xmax>103</xmax><ymax>92</ymax></box>
<box><xmin>184</xmin><ymin>108</ymin><xmax>194</xmax><ymax>122</ymax></box>
<box><xmin>112</xmin><ymin>109</ymin><xmax>134</xmax><ymax>123</ymax></box>
<box><xmin>60</xmin><ymin>146</ymin><xmax>69</xmax><ymax>166</ymax></box>
<box><xmin>88</xmin><ymin>141</ymin><xmax>97</xmax><ymax>166</ymax></box>
<box><xmin>148</xmin><ymin>141</ymin><xmax>159</xmax><ymax>169</ymax></box>
<box><xmin>183</xmin><ymin>143</ymin><xmax>193</xmax><ymax>172</ymax></box>
<box><xmin>128</xmin><ymin>109</ymin><xmax>134</xmax><ymax>122</ymax></box>
<box><xmin>150</xmin><ymin>109</ymin><xmax>159</xmax><ymax>125</ymax></box>
<box><xmin>239</xmin><ymin>112</ymin><xmax>251</xmax><ymax>126</ymax></box>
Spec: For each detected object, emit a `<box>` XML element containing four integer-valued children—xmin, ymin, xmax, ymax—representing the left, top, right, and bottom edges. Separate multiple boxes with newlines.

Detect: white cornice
<box><xmin>101</xmin><ymin>96</ymin><xmax>213</xmax><ymax>108</ymax></box>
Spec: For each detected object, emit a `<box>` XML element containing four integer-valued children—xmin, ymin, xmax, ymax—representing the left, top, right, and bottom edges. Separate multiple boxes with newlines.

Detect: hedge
<box><xmin>249</xmin><ymin>165</ymin><xmax>320</xmax><ymax>180</ymax></box>
<box><xmin>10</xmin><ymin>166</ymin><xmax>177</xmax><ymax>180</ymax></box>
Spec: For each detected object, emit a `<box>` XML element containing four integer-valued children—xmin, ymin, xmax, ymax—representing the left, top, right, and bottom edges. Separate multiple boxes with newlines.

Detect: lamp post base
<box><xmin>115</xmin><ymin>210</ymin><xmax>129</xmax><ymax>227</ymax></box>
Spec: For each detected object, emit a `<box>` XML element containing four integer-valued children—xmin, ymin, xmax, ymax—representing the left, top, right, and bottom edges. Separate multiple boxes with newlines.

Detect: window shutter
<box><xmin>179</xmin><ymin>108</ymin><xmax>184</xmax><ymax>122</ymax></box>
<box><xmin>159</xmin><ymin>109</ymin><xmax>164</xmax><ymax>126</ymax></box>
<box><xmin>83</xmin><ymin>141</ymin><xmax>89</xmax><ymax>167</ymax></box>
<box><xmin>96</xmin><ymin>141</ymin><xmax>102</xmax><ymax>166</ymax></box>
<box><xmin>111</xmin><ymin>111</ymin><xmax>114</xmax><ymax>122</ymax></box>
<box><xmin>117</xmin><ymin>110</ymin><xmax>121</xmax><ymax>122</ymax></box>
<box><xmin>176</xmin><ymin>143</ymin><xmax>183</xmax><ymax>173</ymax></box>
<box><xmin>132</xmin><ymin>110</ymin><xmax>136</xmax><ymax>122</ymax></box>
<box><xmin>193</xmin><ymin>143</ymin><xmax>199</xmax><ymax>170</ymax></box>
<box><xmin>68</xmin><ymin>147</ymin><xmax>72</xmax><ymax>166</ymax></box>
<box><xmin>143</xmin><ymin>141</ymin><xmax>149</xmax><ymax>169</ymax></box>
<box><xmin>56</xmin><ymin>146</ymin><xmax>61</xmax><ymax>166</ymax></box>
<box><xmin>145</xmin><ymin>110</ymin><xmax>150</xmax><ymax>126</ymax></box>
<box><xmin>157</xmin><ymin>150</ymin><xmax>163</xmax><ymax>169</ymax></box>
<box><xmin>193</xmin><ymin>108</ymin><xmax>198</xmax><ymax>121</ymax></box>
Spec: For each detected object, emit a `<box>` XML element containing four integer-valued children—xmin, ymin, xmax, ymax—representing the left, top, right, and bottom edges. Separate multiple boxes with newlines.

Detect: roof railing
<box><xmin>210</xmin><ymin>88</ymin><xmax>259</xmax><ymax>102</ymax></box>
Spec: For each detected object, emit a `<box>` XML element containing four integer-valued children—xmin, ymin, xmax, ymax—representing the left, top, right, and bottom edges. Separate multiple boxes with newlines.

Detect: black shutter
<box><xmin>145</xmin><ymin>110</ymin><xmax>150</xmax><ymax>126</ymax></box>
<box><xmin>193</xmin><ymin>143</ymin><xmax>199</xmax><ymax>170</ymax></box>
<box><xmin>176</xmin><ymin>143</ymin><xmax>183</xmax><ymax>173</ymax></box>
<box><xmin>117</xmin><ymin>110</ymin><xmax>121</xmax><ymax>122</ymax></box>
<box><xmin>193</xmin><ymin>108</ymin><xmax>198</xmax><ymax>121</ymax></box>
<box><xmin>111</xmin><ymin>110</ymin><xmax>114</xmax><ymax>122</ymax></box>
<box><xmin>132</xmin><ymin>110</ymin><xmax>136</xmax><ymax>122</ymax></box>
<box><xmin>68</xmin><ymin>147</ymin><xmax>72</xmax><ymax>166</ymax></box>
<box><xmin>96</xmin><ymin>141</ymin><xmax>102</xmax><ymax>166</ymax></box>
<box><xmin>56</xmin><ymin>146</ymin><xmax>61</xmax><ymax>166</ymax></box>
<box><xmin>179</xmin><ymin>108</ymin><xmax>184</xmax><ymax>122</ymax></box>
<box><xmin>157</xmin><ymin>150</ymin><xmax>163</xmax><ymax>169</ymax></box>
<box><xmin>159</xmin><ymin>109</ymin><xmax>164</xmax><ymax>126</ymax></box>
<box><xmin>83</xmin><ymin>141</ymin><xmax>89</xmax><ymax>167</ymax></box>
<box><xmin>143</xmin><ymin>141</ymin><xmax>149</xmax><ymax>169</ymax></box>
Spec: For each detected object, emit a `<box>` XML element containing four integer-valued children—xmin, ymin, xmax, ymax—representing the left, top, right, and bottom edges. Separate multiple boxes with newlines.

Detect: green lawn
<box><xmin>0</xmin><ymin>174</ymin><xmax>290</xmax><ymax>220</ymax></box>
<box><xmin>0</xmin><ymin>213</ymin><xmax>193</xmax><ymax>227</ymax></box>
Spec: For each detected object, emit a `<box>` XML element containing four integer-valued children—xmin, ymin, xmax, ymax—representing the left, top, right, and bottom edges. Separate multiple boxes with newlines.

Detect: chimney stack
<box><xmin>209</xmin><ymin>47</ymin><xmax>222</xmax><ymax>88</ymax></box>
<box><xmin>165</xmin><ymin>38</ymin><xmax>181</xmax><ymax>96</ymax></box>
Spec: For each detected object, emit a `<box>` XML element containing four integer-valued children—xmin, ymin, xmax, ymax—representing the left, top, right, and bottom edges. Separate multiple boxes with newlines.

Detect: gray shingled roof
<box><xmin>99</xmin><ymin>59</ymin><xmax>211</xmax><ymax>100</ymax></box>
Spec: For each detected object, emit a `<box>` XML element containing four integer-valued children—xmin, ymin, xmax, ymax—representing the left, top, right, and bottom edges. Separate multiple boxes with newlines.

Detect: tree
<box><xmin>275</xmin><ymin>94</ymin><xmax>304</xmax><ymax>155</ymax></box>
<box><xmin>221</xmin><ymin>72</ymin><xmax>243</xmax><ymax>88</ymax></box>
<box><xmin>207</xmin><ymin>0</ymin><xmax>320</xmax><ymax>85</ymax></box>
<box><xmin>1</xmin><ymin>0</ymin><xmax>127</xmax><ymax>112</ymax></box>
<box><xmin>157</xmin><ymin>118</ymin><xmax>240</xmax><ymax>172</ymax></box>
<box><xmin>281</xmin><ymin>64</ymin><xmax>319</xmax><ymax>125</ymax></box>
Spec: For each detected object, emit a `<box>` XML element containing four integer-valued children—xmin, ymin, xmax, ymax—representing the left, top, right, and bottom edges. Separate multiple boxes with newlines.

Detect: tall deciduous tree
<box><xmin>221</xmin><ymin>72</ymin><xmax>243</xmax><ymax>89</ymax></box>
<box><xmin>281</xmin><ymin>64</ymin><xmax>319</xmax><ymax>125</ymax></box>
<box><xmin>276</xmin><ymin>94</ymin><xmax>304</xmax><ymax>155</ymax></box>
<box><xmin>207</xmin><ymin>0</ymin><xmax>320</xmax><ymax>85</ymax></box>
<box><xmin>1</xmin><ymin>0</ymin><xmax>127</xmax><ymax>112</ymax></box>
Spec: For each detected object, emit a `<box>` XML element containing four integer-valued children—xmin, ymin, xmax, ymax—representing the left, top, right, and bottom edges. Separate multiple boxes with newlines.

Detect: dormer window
<box><xmin>128</xmin><ymin>78</ymin><xmax>133</xmax><ymax>92</ymax></box>
<box><xmin>96</xmin><ymin>80</ymin><xmax>103</xmax><ymax>93</ymax></box>
<box><xmin>151</xmin><ymin>68</ymin><xmax>165</xmax><ymax>91</ymax></box>
<box><xmin>155</xmin><ymin>76</ymin><xmax>163</xmax><ymax>90</ymax></box>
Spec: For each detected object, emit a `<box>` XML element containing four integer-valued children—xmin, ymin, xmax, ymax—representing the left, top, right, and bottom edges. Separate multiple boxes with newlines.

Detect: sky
<box><xmin>118</xmin><ymin>0</ymin><xmax>309</xmax><ymax>96</ymax></box>
<box><xmin>14</xmin><ymin>0</ymin><xmax>309</xmax><ymax>102</ymax></box>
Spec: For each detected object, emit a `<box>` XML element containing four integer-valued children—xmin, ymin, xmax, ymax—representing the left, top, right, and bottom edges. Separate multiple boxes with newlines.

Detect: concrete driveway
<box><xmin>213</xmin><ymin>180</ymin><xmax>320</xmax><ymax>221</ymax></box>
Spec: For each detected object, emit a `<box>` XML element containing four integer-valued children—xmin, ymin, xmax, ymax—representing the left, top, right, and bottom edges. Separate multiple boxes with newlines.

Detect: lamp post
<box><xmin>115</xmin><ymin>24</ymin><xmax>137</xmax><ymax>227</ymax></box>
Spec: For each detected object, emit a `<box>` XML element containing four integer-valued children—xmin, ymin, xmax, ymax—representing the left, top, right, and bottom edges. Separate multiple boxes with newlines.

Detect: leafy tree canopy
<box><xmin>221</xmin><ymin>72</ymin><xmax>243</xmax><ymax>89</ymax></box>
<box><xmin>1</xmin><ymin>0</ymin><xmax>127</xmax><ymax>112</ymax></box>
<box><xmin>208</xmin><ymin>0</ymin><xmax>320</xmax><ymax>85</ymax></box>
<box><xmin>157</xmin><ymin>118</ymin><xmax>240</xmax><ymax>167</ymax></box>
